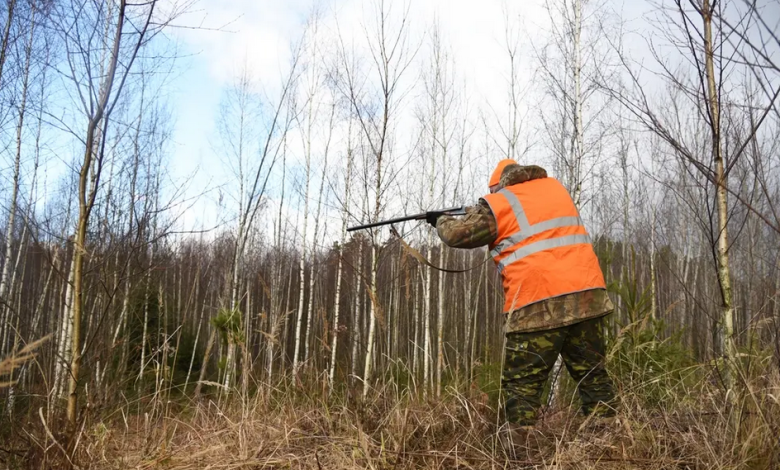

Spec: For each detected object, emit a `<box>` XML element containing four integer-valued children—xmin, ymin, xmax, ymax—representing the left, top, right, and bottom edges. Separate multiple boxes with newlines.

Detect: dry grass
<box><xmin>0</xmin><ymin>336</ymin><xmax>49</xmax><ymax>389</ymax></box>
<box><xmin>38</xmin><ymin>365</ymin><xmax>775</xmax><ymax>470</ymax></box>
<box><xmin>4</xmin><ymin>342</ymin><xmax>779</xmax><ymax>469</ymax></box>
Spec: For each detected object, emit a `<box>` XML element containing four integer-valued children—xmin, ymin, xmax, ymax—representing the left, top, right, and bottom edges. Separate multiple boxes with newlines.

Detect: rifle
<box><xmin>347</xmin><ymin>206</ymin><xmax>466</xmax><ymax>232</ymax></box>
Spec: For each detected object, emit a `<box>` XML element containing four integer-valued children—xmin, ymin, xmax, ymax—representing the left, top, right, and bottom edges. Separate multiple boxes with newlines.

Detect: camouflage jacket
<box><xmin>436</xmin><ymin>163</ymin><xmax>614</xmax><ymax>333</ymax></box>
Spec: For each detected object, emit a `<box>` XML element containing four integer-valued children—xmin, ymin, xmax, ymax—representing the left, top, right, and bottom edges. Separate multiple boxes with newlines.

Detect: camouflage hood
<box><xmin>435</xmin><ymin>163</ymin><xmax>550</xmax><ymax>250</ymax></box>
<box><xmin>498</xmin><ymin>164</ymin><xmax>548</xmax><ymax>189</ymax></box>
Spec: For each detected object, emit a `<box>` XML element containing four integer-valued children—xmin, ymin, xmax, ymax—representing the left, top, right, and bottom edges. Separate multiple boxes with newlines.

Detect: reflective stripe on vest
<box><xmin>483</xmin><ymin>178</ymin><xmax>606</xmax><ymax>314</ymax></box>
<box><xmin>490</xmin><ymin>188</ymin><xmax>590</xmax><ymax>273</ymax></box>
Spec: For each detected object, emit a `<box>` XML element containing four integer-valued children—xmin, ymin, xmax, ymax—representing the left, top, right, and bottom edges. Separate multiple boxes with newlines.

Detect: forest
<box><xmin>0</xmin><ymin>0</ymin><xmax>779</xmax><ymax>468</ymax></box>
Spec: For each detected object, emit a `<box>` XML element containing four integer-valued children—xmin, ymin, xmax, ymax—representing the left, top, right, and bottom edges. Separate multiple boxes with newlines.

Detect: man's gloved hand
<box><xmin>426</xmin><ymin>212</ymin><xmax>440</xmax><ymax>228</ymax></box>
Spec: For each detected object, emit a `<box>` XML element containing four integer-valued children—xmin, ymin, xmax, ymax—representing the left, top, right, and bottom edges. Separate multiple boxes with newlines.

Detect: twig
<box><xmin>38</xmin><ymin>407</ymin><xmax>78</xmax><ymax>469</ymax></box>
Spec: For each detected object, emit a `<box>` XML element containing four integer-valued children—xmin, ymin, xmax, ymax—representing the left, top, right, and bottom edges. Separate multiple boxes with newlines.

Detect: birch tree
<box><xmin>266</xmin><ymin>146</ymin><xmax>289</xmax><ymax>385</ymax></box>
<box><xmin>49</xmin><ymin>0</ymin><xmax>192</xmax><ymax>425</ymax></box>
<box><xmin>197</xmin><ymin>45</ymin><xmax>301</xmax><ymax>396</ymax></box>
<box><xmin>603</xmin><ymin>0</ymin><xmax>780</xmax><ymax>390</ymax></box>
<box><xmin>490</xmin><ymin>3</ymin><xmax>532</xmax><ymax>162</ymax></box>
<box><xmin>416</xmin><ymin>22</ymin><xmax>458</xmax><ymax>397</ymax></box>
<box><xmin>303</xmin><ymin>104</ymin><xmax>334</xmax><ymax>371</ymax></box>
<box><xmin>334</xmin><ymin>0</ymin><xmax>414</xmax><ymax>397</ymax></box>
<box><xmin>0</xmin><ymin>0</ymin><xmax>36</xmax><ymax>356</ymax></box>
<box><xmin>216</xmin><ymin>64</ymin><xmax>261</xmax><ymax>392</ymax></box>
<box><xmin>328</xmin><ymin>118</ymin><xmax>355</xmax><ymax>388</ymax></box>
<box><xmin>291</xmin><ymin>22</ymin><xmax>321</xmax><ymax>379</ymax></box>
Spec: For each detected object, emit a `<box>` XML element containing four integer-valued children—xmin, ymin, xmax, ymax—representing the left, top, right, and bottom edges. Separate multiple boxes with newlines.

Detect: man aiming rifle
<box><xmin>349</xmin><ymin>160</ymin><xmax>616</xmax><ymax>442</ymax></box>
<box><xmin>431</xmin><ymin>160</ymin><xmax>616</xmax><ymax>439</ymax></box>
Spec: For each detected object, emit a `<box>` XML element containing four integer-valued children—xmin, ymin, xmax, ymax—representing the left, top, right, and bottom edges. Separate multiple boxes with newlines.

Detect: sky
<box><xmin>18</xmin><ymin>0</ymin><xmax>777</xmax><ymax>245</ymax></box>
<box><xmin>162</xmin><ymin>0</ymin><xmax>653</xmax><ymax>236</ymax></box>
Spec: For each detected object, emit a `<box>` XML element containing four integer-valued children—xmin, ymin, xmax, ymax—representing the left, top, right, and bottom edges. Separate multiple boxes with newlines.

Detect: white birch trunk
<box><xmin>423</xmin><ymin>240</ymin><xmax>432</xmax><ymax>397</ymax></box>
<box><xmin>242</xmin><ymin>281</ymin><xmax>251</xmax><ymax>398</ymax></box>
<box><xmin>55</xmin><ymin>253</ymin><xmax>76</xmax><ymax>399</ymax></box>
<box><xmin>292</xmin><ymin>39</ymin><xmax>321</xmax><ymax>378</ymax></box>
<box><xmin>328</xmin><ymin>239</ymin><xmax>346</xmax><ymax>388</ymax></box>
<box><xmin>0</xmin><ymin>7</ymin><xmax>32</xmax><ymax>351</ymax></box>
<box><xmin>31</xmin><ymin>246</ymin><xmax>58</xmax><ymax>337</ymax></box>
<box><xmin>436</xmin><ymin>248</ymin><xmax>447</xmax><ymax>398</ymax></box>
<box><xmin>362</xmin><ymin>243</ymin><xmax>378</xmax><ymax>398</ymax></box>
<box><xmin>773</xmin><ymin>258</ymin><xmax>780</xmax><ymax>346</ymax></box>
<box><xmin>469</xmin><ymin>254</ymin><xmax>486</xmax><ymax>382</ymax></box>
<box><xmin>463</xmin><ymin>251</ymin><xmax>473</xmax><ymax>377</ymax></box>
<box><xmin>6</xmin><ymin>208</ymin><xmax>31</xmax><ymax>413</ymax></box>
<box><xmin>304</xmin><ymin>264</ymin><xmax>315</xmax><ymax>366</ymax></box>
<box><xmin>114</xmin><ymin>152</ymin><xmax>139</xmax><ymax>379</ymax></box>
<box><xmin>267</xmin><ymin>260</ymin><xmax>282</xmax><ymax>384</ymax></box>
<box><xmin>304</xmin><ymin>153</ymin><xmax>328</xmax><ymax>366</ymax></box>
<box><xmin>139</xmin><ymin>174</ymin><xmax>160</xmax><ymax>388</ymax></box>
<box><xmin>571</xmin><ymin>0</ymin><xmax>584</xmax><ymax>206</ymax></box>
<box><xmin>350</xmin><ymin>242</ymin><xmax>363</xmax><ymax>383</ymax></box>
<box><xmin>292</xmin><ymin>164</ymin><xmax>310</xmax><ymax>379</ymax></box>
<box><xmin>193</xmin><ymin>326</ymin><xmax>216</xmax><ymax>398</ymax></box>
<box><xmin>329</xmin><ymin>145</ymin><xmax>352</xmax><ymax>387</ymax></box>
<box><xmin>183</xmin><ymin>277</ymin><xmax>202</xmax><ymax>393</ymax></box>
<box><xmin>225</xmin><ymin>153</ymin><xmax>246</xmax><ymax>393</ymax></box>
<box><xmin>392</xmin><ymin>243</ymin><xmax>403</xmax><ymax>363</ymax></box>
<box><xmin>267</xmin><ymin>152</ymin><xmax>287</xmax><ymax>385</ymax></box>
<box><xmin>5</xmin><ymin>221</ymin><xmax>27</xmax><ymax>353</ymax></box>
<box><xmin>549</xmin><ymin>0</ymin><xmax>583</xmax><ymax>406</ymax></box>
<box><xmin>650</xmin><ymin>206</ymin><xmax>657</xmax><ymax>321</ymax></box>
<box><xmin>412</xmin><ymin>271</ymin><xmax>420</xmax><ymax>379</ymax></box>
<box><xmin>0</xmin><ymin>0</ymin><xmax>17</xmax><ymax>89</ymax></box>
<box><xmin>702</xmin><ymin>0</ymin><xmax>735</xmax><ymax>389</ymax></box>
<box><xmin>137</xmin><ymin>246</ymin><xmax>154</xmax><ymax>387</ymax></box>
<box><xmin>223</xmin><ymin>341</ymin><xmax>236</xmax><ymax>391</ymax></box>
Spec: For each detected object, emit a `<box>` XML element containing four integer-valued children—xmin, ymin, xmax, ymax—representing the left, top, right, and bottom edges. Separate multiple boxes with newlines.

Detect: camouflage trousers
<box><xmin>502</xmin><ymin>316</ymin><xmax>615</xmax><ymax>425</ymax></box>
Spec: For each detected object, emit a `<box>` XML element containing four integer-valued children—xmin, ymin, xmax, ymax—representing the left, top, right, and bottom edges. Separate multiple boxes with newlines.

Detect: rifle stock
<box><xmin>347</xmin><ymin>206</ymin><xmax>466</xmax><ymax>232</ymax></box>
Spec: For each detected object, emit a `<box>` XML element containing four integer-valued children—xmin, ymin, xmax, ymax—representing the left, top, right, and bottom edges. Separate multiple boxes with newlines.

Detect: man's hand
<box><xmin>436</xmin><ymin>202</ymin><xmax>498</xmax><ymax>248</ymax></box>
<box><xmin>426</xmin><ymin>212</ymin><xmax>440</xmax><ymax>228</ymax></box>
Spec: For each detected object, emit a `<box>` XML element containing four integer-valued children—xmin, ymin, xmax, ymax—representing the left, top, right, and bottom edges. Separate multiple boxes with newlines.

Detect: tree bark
<box><xmin>0</xmin><ymin>0</ymin><xmax>16</xmax><ymax>89</ymax></box>
<box><xmin>329</xmin><ymin>137</ymin><xmax>353</xmax><ymax>388</ymax></box>
<box><xmin>702</xmin><ymin>0</ymin><xmax>735</xmax><ymax>390</ymax></box>
<box><xmin>436</xmin><ymin>248</ymin><xmax>447</xmax><ymax>398</ymax></box>
<box><xmin>0</xmin><ymin>1</ymin><xmax>32</xmax><ymax>352</ymax></box>
<box><xmin>423</xmin><ymin>241</ymin><xmax>432</xmax><ymax>397</ymax></box>
<box><xmin>362</xmin><ymin>243</ymin><xmax>378</xmax><ymax>397</ymax></box>
<box><xmin>292</xmin><ymin>150</ymin><xmax>310</xmax><ymax>379</ymax></box>
<box><xmin>194</xmin><ymin>328</ymin><xmax>216</xmax><ymax>398</ymax></box>
<box><xmin>351</xmin><ymin>242</ymin><xmax>363</xmax><ymax>384</ymax></box>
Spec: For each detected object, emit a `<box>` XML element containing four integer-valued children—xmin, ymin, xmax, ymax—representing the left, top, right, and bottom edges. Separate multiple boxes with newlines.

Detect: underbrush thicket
<box><xmin>2</xmin><ymin>332</ymin><xmax>778</xmax><ymax>470</ymax></box>
<box><xmin>1</xmin><ymin>274</ymin><xmax>778</xmax><ymax>469</ymax></box>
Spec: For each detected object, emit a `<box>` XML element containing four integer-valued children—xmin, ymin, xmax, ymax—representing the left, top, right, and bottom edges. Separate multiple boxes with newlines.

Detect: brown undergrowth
<box><xmin>6</xmin><ymin>364</ymin><xmax>775</xmax><ymax>470</ymax></box>
<box><xmin>3</xmin><ymin>337</ymin><xmax>780</xmax><ymax>470</ymax></box>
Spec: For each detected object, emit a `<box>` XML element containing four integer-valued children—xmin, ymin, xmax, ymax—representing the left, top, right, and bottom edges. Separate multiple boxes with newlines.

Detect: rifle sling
<box><xmin>390</xmin><ymin>225</ymin><xmax>489</xmax><ymax>274</ymax></box>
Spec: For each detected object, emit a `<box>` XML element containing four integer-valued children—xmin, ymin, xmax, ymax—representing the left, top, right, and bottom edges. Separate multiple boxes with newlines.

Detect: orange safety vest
<box><xmin>483</xmin><ymin>177</ymin><xmax>606</xmax><ymax>314</ymax></box>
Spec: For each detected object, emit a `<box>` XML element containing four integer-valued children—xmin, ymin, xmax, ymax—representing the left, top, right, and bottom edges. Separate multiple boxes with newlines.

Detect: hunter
<box><xmin>429</xmin><ymin>159</ymin><xmax>616</xmax><ymax>431</ymax></box>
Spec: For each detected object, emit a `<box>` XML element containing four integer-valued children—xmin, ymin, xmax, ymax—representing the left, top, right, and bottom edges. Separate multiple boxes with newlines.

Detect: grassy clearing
<box><xmin>2</xmin><ymin>327</ymin><xmax>779</xmax><ymax>469</ymax></box>
<box><xmin>4</xmin><ymin>362</ymin><xmax>776</xmax><ymax>469</ymax></box>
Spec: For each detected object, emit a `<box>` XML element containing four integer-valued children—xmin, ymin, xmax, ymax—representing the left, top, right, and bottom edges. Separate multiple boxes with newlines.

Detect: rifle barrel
<box><xmin>346</xmin><ymin>213</ymin><xmax>425</xmax><ymax>232</ymax></box>
<box><xmin>346</xmin><ymin>206</ymin><xmax>465</xmax><ymax>232</ymax></box>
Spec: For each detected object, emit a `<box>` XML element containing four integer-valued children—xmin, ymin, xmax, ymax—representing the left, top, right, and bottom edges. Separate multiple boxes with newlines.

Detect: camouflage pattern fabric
<box><xmin>436</xmin><ymin>164</ymin><xmax>547</xmax><ymax>249</ymax></box>
<box><xmin>436</xmin><ymin>201</ymin><xmax>497</xmax><ymax>248</ymax></box>
<box><xmin>498</xmin><ymin>164</ymin><xmax>548</xmax><ymax>190</ymax></box>
<box><xmin>505</xmin><ymin>288</ymin><xmax>614</xmax><ymax>333</ymax></box>
<box><xmin>436</xmin><ymin>162</ymin><xmax>612</xmax><ymax>333</ymax></box>
<box><xmin>502</xmin><ymin>316</ymin><xmax>616</xmax><ymax>426</ymax></box>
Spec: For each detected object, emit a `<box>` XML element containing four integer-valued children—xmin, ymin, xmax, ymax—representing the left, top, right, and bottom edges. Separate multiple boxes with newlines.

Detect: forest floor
<box><xmin>11</xmin><ymin>364</ymin><xmax>774</xmax><ymax>470</ymax></box>
<box><xmin>2</xmin><ymin>347</ymin><xmax>780</xmax><ymax>469</ymax></box>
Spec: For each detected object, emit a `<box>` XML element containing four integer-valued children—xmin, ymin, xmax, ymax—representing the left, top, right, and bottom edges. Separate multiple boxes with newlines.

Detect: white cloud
<box><xmin>165</xmin><ymin>0</ymin><xmax>661</xmax><ymax>236</ymax></box>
